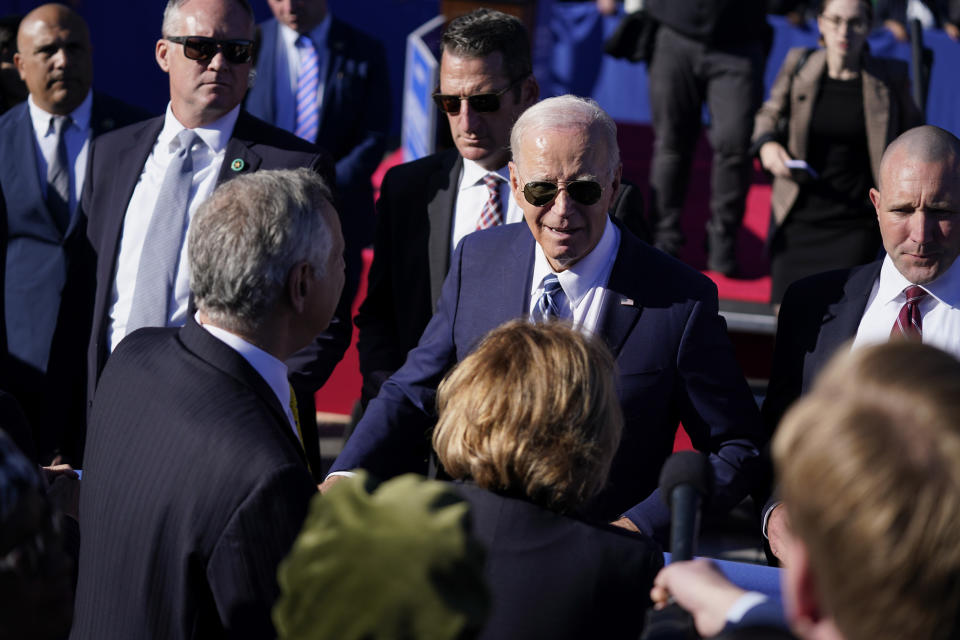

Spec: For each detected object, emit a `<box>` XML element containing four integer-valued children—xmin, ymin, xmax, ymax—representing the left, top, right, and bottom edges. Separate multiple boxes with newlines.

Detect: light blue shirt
<box><xmin>528</xmin><ymin>217</ymin><xmax>621</xmax><ymax>335</ymax></box>
<box><xmin>27</xmin><ymin>90</ymin><xmax>93</xmax><ymax>217</ymax></box>
<box><xmin>273</xmin><ymin>16</ymin><xmax>331</xmax><ymax>135</ymax></box>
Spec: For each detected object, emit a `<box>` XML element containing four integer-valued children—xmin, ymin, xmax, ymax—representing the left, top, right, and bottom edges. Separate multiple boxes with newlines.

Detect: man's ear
<box><xmin>13</xmin><ymin>52</ymin><xmax>25</xmax><ymax>82</ymax></box>
<box><xmin>783</xmin><ymin>536</ymin><xmax>826</xmax><ymax>634</ymax></box>
<box><xmin>869</xmin><ymin>187</ymin><xmax>881</xmax><ymax>220</ymax></box>
<box><xmin>521</xmin><ymin>74</ymin><xmax>539</xmax><ymax>108</ymax></box>
<box><xmin>286</xmin><ymin>261</ymin><xmax>312</xmax><ymax>314</ymax></box>
<box><xmin>609</xmin><ymin>163</ymin><xmax>622</xmax><ymax>203</ymax></box>
<box><xmin>155</xmin><ymin>38</ymin><xmax>171</xmax><ymax>73</ymax></box>
<box><xmin>508</xmin><ymin>160</ymin><xmax>523</xmax><ymax>207</ymax></box>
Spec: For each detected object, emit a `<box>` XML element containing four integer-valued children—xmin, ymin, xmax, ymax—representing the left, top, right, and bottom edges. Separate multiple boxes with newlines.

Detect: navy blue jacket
<box><xmin>335</xmin><ymin>222</ymin><xmax>765</xmax><ymax>540</ymax></box>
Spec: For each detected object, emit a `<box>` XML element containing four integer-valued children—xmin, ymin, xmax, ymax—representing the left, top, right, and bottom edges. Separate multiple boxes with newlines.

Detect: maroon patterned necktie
<box><xmin>477</xmin><ymin>174</ymin><xmax>503</xmax><ymax>230</ymax></box>
<box><xmin>890</xmin><ymin>285</ymin><xmax>928</xmax><ymax>341</ymax></box>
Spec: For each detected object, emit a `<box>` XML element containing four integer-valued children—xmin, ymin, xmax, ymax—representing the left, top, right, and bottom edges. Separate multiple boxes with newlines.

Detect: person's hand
<box><xmin>759</xmin><ymin>141</ymin><xmax>793</xmax><ymax>179</ymax></box>
<box><xmin>650</xmin><ymin>559</ymin><xmax>747</xmax><ymax>638</ymax></box>
<box><xmin>596</xmin><ymin>0</ymin><xmax>618</xmax><ymax>15</ymax></box>
<box><xmin>885</xmin><ymin>19</ymin><xmax>909</xmax><ymax>42</ymax></box>
<box><xmin>610</xmin><ymin>516</ymin><xmax>640</xmax><ymax>532</ymax></box>
<box><xmin>767</xmin><ymin>503</ymin><xmax>791</xmax><ymax>566</ymax></box>
<box><xmin>945</xmin><ymin>22</ymin><xmax>960</xmax><ymax>41</ymax></box>
<box><xmin>41</xmin><ymin>464</ymin><xmax>80</xmax><ymax>520</ymax></box>
<box><xmin>318</xmin><ymin>474</ymin><xmax>347</xmax><ymax>494</ymax></box>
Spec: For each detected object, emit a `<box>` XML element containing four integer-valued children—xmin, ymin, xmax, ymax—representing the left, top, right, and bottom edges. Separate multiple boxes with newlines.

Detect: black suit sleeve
<box><xmin>354</xmin><ymin>165</ymin><xmax>408</xmax><ymax>404</ymax></box>
<box><xmin>206</xmin><ymin>464</ymin><xmax>315</xmax><ymax>638</ymax></box>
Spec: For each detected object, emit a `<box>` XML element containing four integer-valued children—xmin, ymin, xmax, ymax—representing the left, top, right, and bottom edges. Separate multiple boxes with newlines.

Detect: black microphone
<box><xmin>659</xmin><ymin>451</ymin><xmax>713</xmax><ymax>561</ymax></box>
<box><xmin>639</xmin><ymin>452</ymin><xmax>714</xmax><ymax>640</ymax></box>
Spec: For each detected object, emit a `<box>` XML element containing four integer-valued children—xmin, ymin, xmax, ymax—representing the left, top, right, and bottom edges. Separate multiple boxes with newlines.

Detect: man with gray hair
<box><xmin>82</xmin><ymin>0</ymin><xmax>351</xmax><ymax>468</ymax></box>
<box><xmin>71</xmin><ymin>168</ymin><xmax>344</xmax><ymax>640</ymax></box>
<box><xmin>329</xmin><ymin>95</ymin><xmax>764</xmax><ymax>542</ymax></box>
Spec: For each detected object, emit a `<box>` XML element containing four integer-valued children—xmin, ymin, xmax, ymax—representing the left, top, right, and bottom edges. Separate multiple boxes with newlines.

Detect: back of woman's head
<box><xmin>433</xmin><ymin>320</ymin><xmax>622</xmax><ymax>513</ymax></box>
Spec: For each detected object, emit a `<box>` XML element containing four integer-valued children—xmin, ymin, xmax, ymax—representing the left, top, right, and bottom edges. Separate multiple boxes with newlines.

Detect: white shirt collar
<box><xmin>158</xmin><ymin>102</ymin><xmax>240</xmax><ymax>154</ymax></box>
<box><xmin>278</xmin><ymin>13</ymin><xmax>332</xmax><ymax>49</ymax></box>
<box><xmin>460</xmin><ymin>157</ymin><xmax>509</xmax><ymax>191</ymax></box>
<box><xmin>195</xmin><ymin>313</ymin><xmax>292</xmax><ymax>420</ymax></box>
<box><xmin>530</xmin><ymin>217</ymin><xmax>619</xmax><ymax>307</ymax></box>
<box><xmin>26</xmin><ymin>90</ymin><xmax>93</xmax><ymax>135</ymax></box>
<box><xmin>877</xmin><ymin>253</ymin><xmax>960</xmax><ymax>308</ymax></box>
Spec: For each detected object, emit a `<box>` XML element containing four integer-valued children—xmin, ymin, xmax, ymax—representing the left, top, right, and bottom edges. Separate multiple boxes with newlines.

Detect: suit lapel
<box><xmin>790</xmin><ymin>49</ymin><xmax>826</xmax><ymax>163</ymax></box>
<box><xmin>215</xmin><ymin>111</ymin><xmax>263</xmax><ymax>185</ymax></box>
<box><xmin>318</xmin><ymin>18</ymin><xmax>345</xmax><ymax>131</ymax></box>
<box><xmin>598</xmin><ymin>229</ymin><xmax>643</xmax><ymax>357</ymax></box>
<box><xmin>811</xmin><ymin>261</ymin><xmax>881</xmax><ymax>374</ymax></box>
<box><xmin>178</xmin><ymin>318</ymin><xmax>308</xmax><ymax>464</ymax></box>
<box><xmin>861</xmin><ymin>57</ymin><xmax>891</xmax><ymax>184</ymax></box>
<box><xmin>9</xmin><ymin>105</ymin><xmax>62</xmax><ymax>243</ymax></box>
<box><xmin>427</xmin><ymin>152</ymin><xmax>461</xmax><ymax>308</ymax></box>
<box><xmin>100</xmin><ymin>117</ymin><xmax>164</xmax><ymax>265</ymax></box>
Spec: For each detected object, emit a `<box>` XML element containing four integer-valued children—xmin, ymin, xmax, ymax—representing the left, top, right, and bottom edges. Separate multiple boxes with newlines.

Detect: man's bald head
<box><xmin>14</xmin><ymin>3</ymin><xmax>91</xmax><ymax>115</ymax></box>
<box><xmin>878</xmin><ymin>125</ymin><xmax>960</xmax><ymax>191</ymax></box>
<box><xmin>870</xmin><ymin>125</ymin><xmax>960</xmax><ymax>285</ymax></box>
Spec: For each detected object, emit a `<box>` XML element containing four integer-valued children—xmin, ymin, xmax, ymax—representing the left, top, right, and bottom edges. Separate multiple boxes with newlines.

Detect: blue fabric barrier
<box><xmin>664</xmin><ymin>552</ymin><xmax>783</xmax><ymax>601</ymax></box>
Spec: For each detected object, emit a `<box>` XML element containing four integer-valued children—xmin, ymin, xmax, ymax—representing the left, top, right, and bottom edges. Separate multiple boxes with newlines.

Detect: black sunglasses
<box><xmin>432</xmin><ymin>77</ymin><xmax>524</xmax><ymax>114</ymax></box>
<box><xmin>166</xmin><ymin>35</ymin><xmax>254</xmax><ymax>64</ymax></box>
<box><xmin>522</xmin><ymin>179</ymin><xmax>604</xmax><ymax>207</ymax></box>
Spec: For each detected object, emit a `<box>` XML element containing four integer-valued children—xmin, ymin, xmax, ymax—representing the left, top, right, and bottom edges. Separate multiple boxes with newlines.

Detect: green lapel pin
<box><xmin>230</xmin><ymin>158</ymin><xmax>245</xmax><ymax>172</ymax></box>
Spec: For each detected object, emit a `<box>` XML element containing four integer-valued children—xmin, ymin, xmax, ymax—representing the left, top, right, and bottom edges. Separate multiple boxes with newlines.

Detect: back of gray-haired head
<box><xmin>441</xmin><ymin>9</ymin><xmax>532</xmax><ymax>83</ymax></box>
<box><xmin>161</xmin><ymin>0</ymin><xmax>254</xmax><ymax>36</ymax></box>
<box><xmin>188</xmin><ymin>168</ymin><xmax>337</xmax><ymax>334</ymax></box>
<box><xmin>510</xmin><ymin>95</ymin><xmax>620</xmax><ymax>172</ymax></box>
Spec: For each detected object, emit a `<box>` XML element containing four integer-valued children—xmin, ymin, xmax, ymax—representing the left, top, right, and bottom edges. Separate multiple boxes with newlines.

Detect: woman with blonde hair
<box><xmin>433</xmin><ymin>319</ymin><xmax>662</xmax><ymax>640</ymax></box>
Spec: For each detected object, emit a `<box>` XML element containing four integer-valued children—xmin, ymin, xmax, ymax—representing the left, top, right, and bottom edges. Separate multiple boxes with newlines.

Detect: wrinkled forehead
<box><xmin>514</xmin><ymin>123</ymin><xmax>610</xmax><ymax>174</ymax></box>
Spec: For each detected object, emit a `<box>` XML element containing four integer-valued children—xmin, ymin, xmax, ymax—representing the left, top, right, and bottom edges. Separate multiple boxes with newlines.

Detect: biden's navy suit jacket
<box><xmin>333</xmin><ymin>222</ymin><xmax>765</xmax><ymax>539</ymax></box>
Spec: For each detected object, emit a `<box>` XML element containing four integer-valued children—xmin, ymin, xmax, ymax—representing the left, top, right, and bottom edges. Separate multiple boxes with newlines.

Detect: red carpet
<box><xmin>315</xmin><ymin>126</ymin><xmax>776</xmax><ymax>417</ymax></box>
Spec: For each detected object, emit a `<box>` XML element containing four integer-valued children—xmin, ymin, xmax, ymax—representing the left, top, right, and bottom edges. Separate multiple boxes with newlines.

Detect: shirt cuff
<box><xmin>325</xmin><ymin>470</ymin><xmax>357</xmax><ymax>481</ymax></box>
<box><xmin>761</xmin><ymin>500</ymin><xmax>782</xmax><ymax>540</ymax></box>
<box><xmin>726</xmin><ymin>591</ymin><xmax>769</xmax><ymax>624</ymax></box>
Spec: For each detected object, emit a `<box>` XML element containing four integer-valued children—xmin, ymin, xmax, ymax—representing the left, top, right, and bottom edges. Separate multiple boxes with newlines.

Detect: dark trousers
<box><xmin>648</xmin><ymin>25</ymin><xmax>764</xmax><ymax>263</ymax></box>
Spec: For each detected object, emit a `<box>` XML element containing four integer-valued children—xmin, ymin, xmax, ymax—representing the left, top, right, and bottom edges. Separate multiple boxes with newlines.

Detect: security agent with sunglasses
<box><xmin>81</xmin><ymin>0</ymin><xmax>353</xmax><ymax>469</ymax></box>
<box><xmin>245</xmin><ymin>0</ymin><xmax>389</xmax><ymax>250</ymax></box>
<box><xmin>329</xmin><ymin>95</ymin><xmax>765</xmax><ymax>545</ymax></box>
<box><xmin>354</xmin><ymin>8</ymin><xmax>647</xmax><ymax>405</ymax></box>
<box><xmin>0</xmin><ymin>3</ymin><xmax>150</xmax><ymax>466</ymax></box>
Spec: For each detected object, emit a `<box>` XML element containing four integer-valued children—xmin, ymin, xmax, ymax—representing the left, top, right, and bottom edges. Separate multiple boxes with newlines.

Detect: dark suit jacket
<box><xmin>761</xmin><ymin>260</ymin><xmax>880</xmax><ymax>432</ymax></box>
<box><xmin>83</xmin><ymin>110</ymin><xmax>343</xmax><ymax>472</ymax></box>
<box><xmin>336</xmin><ymin>222</ymin><xmax>765</xmax><ymax>539</ymax></box>
<box><xmin>0</xmin><ymin>92</ymin><xmax>150</xmax><ymax>463</ymax></box>
<box><xmin>355</xmin><ymin>150</ymin><xmax>650</xmax><ymax>403</ymax></box>
<box><xmin>70</xmin><ymin>318</ymin><xmax>317</xmax><ymax>640</ymax></box>
<box><xmin>245</xmin><ymin>16</ymin><xmax>389</xmax><ymax>246</ymax></box>
<box><xmin>451</xmin><ymin>482</ymin><xmax>663</xmax><ymax>640</ymax></box>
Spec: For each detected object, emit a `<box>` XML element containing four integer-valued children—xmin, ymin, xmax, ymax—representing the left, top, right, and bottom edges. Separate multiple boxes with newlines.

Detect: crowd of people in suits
<box><xmin>1</xmin><ymin>0</ymin><xmax>960</xmax><ymax>638</ymax></box>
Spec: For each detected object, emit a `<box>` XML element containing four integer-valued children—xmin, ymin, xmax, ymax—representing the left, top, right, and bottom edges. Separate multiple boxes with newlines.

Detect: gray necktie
<box><xmin>127</xmin><ymin>130</ymin><xmax>200</xmax><ymax>333</ymax></box>
<box><xmin>46</xmin><ymin>115</ymin><xmax>72</xmax><ymax>234</ymax></box>
<box><xmin>533</xmin><ymin>273</ymin><xmax>566</xmax><ymax>322</ymax></box>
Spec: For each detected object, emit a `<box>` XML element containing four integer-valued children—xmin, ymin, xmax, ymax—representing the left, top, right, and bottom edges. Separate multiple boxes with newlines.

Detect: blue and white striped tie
<box><xmin>533</xmin><ymin>273</ymin><xmax>566</xmax><ymax>322</ymax></box>
<box><xmin>294</xmin><ymin>35</ymin><xmax>320</xmax><ymax>142</ymax></box>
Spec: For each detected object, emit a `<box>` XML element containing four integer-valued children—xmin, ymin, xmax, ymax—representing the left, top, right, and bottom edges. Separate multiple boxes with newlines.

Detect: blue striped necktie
<box><xmin>294</xmin><ymin>35</ymin><xmax>320</xmax><ymax>142</ymax></box>
<box><xmin>533</xmin><ymin>273</ymin><xmax>566</xmax><ymax>322</ymax></box>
